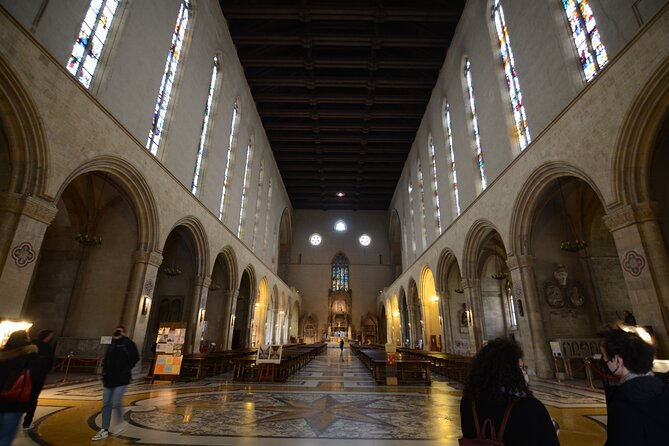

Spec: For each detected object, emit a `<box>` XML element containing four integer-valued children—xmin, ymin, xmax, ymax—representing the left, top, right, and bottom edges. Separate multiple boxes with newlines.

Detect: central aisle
<box><xmin>21</xmin><ymin>346</ymin><xmax>608</xmax><ymax>445</ymax></box>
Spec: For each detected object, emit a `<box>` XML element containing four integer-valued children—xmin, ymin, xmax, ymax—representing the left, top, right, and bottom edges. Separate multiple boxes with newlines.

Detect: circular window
<box><xmin>334</xmin><ymin>220</ymin><xmax>347</xmax><ymax>232</ymax></box>
<box><xmin>359</xmin><ymin>234</ymin><xmax>371</xmax><ymax>246</ymax></box>
<box><xmin>309</xmin><ymin>233</ymin><xmax>322</xmax><ymax>246</ymax></box>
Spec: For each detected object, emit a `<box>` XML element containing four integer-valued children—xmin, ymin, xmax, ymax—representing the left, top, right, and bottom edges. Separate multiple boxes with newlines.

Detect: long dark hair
<box><xmin>3</xmin><ymin>330</ymin><xmax>31</xmax><ymax>350</ymax></box>
<box><xmin>463</xmin><ymin>338</ymin><xmax>531</xmax><ymax>402</ymax></box>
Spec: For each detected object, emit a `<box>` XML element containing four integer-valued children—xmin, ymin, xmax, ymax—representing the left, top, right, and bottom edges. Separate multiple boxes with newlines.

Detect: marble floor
<box><xmin>14</xmin><ymin>347</ymin><xmax>608</xmax><ymax>445</ymax></box>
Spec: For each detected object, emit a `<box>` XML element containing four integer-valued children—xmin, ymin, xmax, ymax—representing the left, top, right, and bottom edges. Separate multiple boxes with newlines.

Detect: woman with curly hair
<box><xmin>459</xmin><ymin>338</ymin><xmax>559</xmax><ymax>445</ymax></box>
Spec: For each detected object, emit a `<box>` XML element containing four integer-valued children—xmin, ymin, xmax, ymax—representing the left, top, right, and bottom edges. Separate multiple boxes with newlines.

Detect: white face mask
<box><xmin>521</xmin><ymin>366</ymin><xmax>529</xmax><ymax>385</ymax></box>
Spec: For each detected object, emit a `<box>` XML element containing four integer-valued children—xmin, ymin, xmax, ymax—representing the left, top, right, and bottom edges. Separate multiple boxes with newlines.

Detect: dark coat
<box><xmin>0</xmin><ymin>343</ymin><xmax>39</xmax><ymax>413</ymax></box>
<box><xmin>102</xmin><ymin>336</ymin><xmax>139</xmax><ymax>388</ymax></box>
<box><xmin>33</xmin><ymin>339</ymin><xmax>55</xmax><ymax>383</ymax></box>
<box><xmin>460</xmin><ymin>394</ymin><xmax>559</xmax><ymax>446</ymax></box>
<box><xmin>604</xmin><ymin>375</ymin><xmax>669</xmax><ymax>446</ymax></box>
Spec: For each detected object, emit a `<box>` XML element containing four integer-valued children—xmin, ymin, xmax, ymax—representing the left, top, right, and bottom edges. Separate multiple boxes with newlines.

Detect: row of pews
<box><xmin>350</xmin><ymin>344</ymin><xmax>432</xmax><ymax>385</ymax></box>
<box><xmin>397</xmin><ymin>348</ymin><xmax>473</xmax><ymax>384</ymax></box>
<box><xmin>177</xmin><ymin>343</ymin><xmax>327</xmax><ymax>382</ymax></box>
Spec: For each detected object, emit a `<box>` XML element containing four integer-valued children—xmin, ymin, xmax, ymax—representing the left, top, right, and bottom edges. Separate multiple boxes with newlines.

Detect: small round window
<box><xmin>309</xmin><ymin>233</ymin><xmax>322</xmax><ymax>246</ymax></box>
<box><xmin>359</xmin><ymin>234</ymin><xmax>371</xmax><ymax>246</ymax></box>
<box><xmin>334</xmin><ymin>220</ymin><xmax>347</xmax><ymax>232</ymax></box>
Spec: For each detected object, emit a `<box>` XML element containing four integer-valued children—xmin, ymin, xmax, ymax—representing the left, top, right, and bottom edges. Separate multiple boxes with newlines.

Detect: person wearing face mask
<box><xmin>92</xmin><ymin>326</ymin><xmax>139</xmax><ymax>441</ymax></box>
<box><xmin>598</xmin><ymin>324</ymin><xmax>669</xmax><ymax>446</ymax></box>
<box><xmin>459</xmin><ymin>338</ymin><xmax>559</xmax><ymax>445</ymax></box>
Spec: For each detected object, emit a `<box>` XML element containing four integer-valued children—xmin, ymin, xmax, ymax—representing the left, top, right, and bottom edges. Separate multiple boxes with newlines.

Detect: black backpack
<box><xmin>459</xmin><ymin>399</ymin><xmax>518</xmax><ymax>446</ymax></box>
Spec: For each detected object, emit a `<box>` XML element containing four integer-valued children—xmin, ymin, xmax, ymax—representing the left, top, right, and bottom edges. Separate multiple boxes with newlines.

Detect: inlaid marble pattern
<box><xmin>25</xmin><ymin>347</ymin><xmax>608</xmax><ymax>446</ymax></box>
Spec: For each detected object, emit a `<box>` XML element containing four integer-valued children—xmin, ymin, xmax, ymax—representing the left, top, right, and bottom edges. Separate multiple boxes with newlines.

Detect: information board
<box><xmin>152</xmin><ymin>322</ymin><xmax>187</xmax><ymax>376</ymax></box>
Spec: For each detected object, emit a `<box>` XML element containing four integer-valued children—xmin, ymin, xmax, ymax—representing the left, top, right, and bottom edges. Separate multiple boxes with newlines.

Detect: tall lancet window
<box><xmin>146</xmin><ymin>0</ymin><xmax>191</xmax><ymax>155</ymax></box>
<box><xmin>561</xmin><ymin>0</ymin><xmax>608</xmax><ymax>82</ymax></box>
<box><xmin>238</xmin><ymin>141</ymin><xmax>254</xmax><ymax>239</ymax></box>
<box><xmin>443</xmin><ymin>102</ymin><xmax>461</xmax><ymax>217</ymax></box>
<box><xmin>219</xmin><ymin>99</ymin><xmax>241</xmax><ymax>220</ymax></box>
<box><xmin>331</xmin><ymin>254</ymin><xmax>350</xmax><ymax>291</ymax></box>
<box><xmin>492</xmin><ymin>0</ymin><xmax>531</xmax><ymax>151</ymax></box>
<box><xmin>428</xmin><ymin>136</ymin><xmax>442</xmax><ymax>234</ymax></box>
<box><xmin>464</xmin><ymin>58</ymin><xmax>487</xmax><ymax>191</ymax></box>
<box><xmin>67</xmin><ymin>0</ymin><xmax>121</xmax><ymax>88</ymax></box>
<box><xmin>252</xmin><ymin>161</ymin><xmax>264</xmax><ymax>250</ymax></box>
<box><xmin>408</xmin><ymin>176</ymin><xmax>417</xmax><ymax>256</ymax></box>
<box><xmin>263</xmin><ymin>177</ymin><xmax>273</xmax><ymax>258</ymax></box>
<box><xmin>416</xmin><ymin>160</ymin><xmax>428</xmax><ymax>248</ymax></box>
<box><xmin>192</xmin><ymin>55</ymin><xmax>220</xmax><ymax>195</ymax></box>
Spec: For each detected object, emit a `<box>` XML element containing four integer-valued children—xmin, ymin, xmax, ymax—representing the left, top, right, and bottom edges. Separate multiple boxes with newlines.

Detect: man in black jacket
<box><xmin>599</xmin><ymin>324</ymin><xmax>669</xmax><ymax>446</ymax></box>
<box><xmin>22</xmin><ymin>329</ymin><xmax>55</xmax><ymax>430</ymax></box>
<box><xmin>92</xmin><ymin>326</ymin><xmax>139</xmax><ymax>441</ymax></box>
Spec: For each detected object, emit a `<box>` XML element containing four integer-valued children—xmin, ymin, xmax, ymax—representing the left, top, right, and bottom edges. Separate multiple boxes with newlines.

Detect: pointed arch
<box><xmin>612</xmin><ymin>56</ymin><xmax>669</xmax><ymax>206</ymax></box>
<box><xmin>57</xmin><ymin>156</ymin><xmax>159</xmax><ymax>252</ymax></box>
<box><xmin>509</xmin><ymin>162</ymin><xmax>603</xmax><ymax>256</ymax></box>
<box><xmin>462</xmin><ymin>219</ymin><xmax>504</xmax><ymax>280</ymax></box>
<box><xmin>0</xmin><ymin>55</ymin><xmax>49</xmax><ymax>197</ymax></box>
<box><xmin>168</xmin><ymin>215</ymin><xmax>210</xmax><ymax>278</ymax></box>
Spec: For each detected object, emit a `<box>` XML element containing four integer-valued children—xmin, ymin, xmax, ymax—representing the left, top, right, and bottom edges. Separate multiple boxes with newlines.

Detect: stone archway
<box><xmin>24</xmin><ymin>171</ymin><xmax>140</xmax><ymax>341</ymax></box>
<box><xmin>398</xmin><ymin>287</ymin><xmax>409</xmax><ymax>347</ymax></box>
<box><xmin>204</xmin><ymin>247</ymin><xmax>237</xmax><ymax>350</ymax></box>
<box><xmin>436</xmin><ymin>249</ymin><xmax>466</xmax><ymax>354</ymax></box>
<box><xmin>419</xmin><ymin>267</ymin><xmax>442</xmax><ymax>351</ymax></box>
<box><xmin>232</xmin><ymin>267</ymin><xmax>254</xmax><ymax>349</ymax></box>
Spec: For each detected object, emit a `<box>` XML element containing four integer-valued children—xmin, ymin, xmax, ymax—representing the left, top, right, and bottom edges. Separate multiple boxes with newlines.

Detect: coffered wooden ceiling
<box><xmin>218</xmin><ymin>0</ymin><xmax>466</xmax><ymax>210</ymax></box>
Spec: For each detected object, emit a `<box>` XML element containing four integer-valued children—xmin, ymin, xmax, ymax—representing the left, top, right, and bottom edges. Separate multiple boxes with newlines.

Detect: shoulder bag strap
<box><xmin>471</xmin><ymin>401</ymin><xmax>499</xmax><ymax>440</ymax></box>
<box><xmin>496</xmin><ymin>398</ymin><xmax>519</xmax><ymax>440</ymax></box>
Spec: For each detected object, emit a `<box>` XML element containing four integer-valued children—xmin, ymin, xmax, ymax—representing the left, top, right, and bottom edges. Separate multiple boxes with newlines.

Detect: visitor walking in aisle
<box><xmin>22</xmin><ymin>329</ymin><xmax>55</xmax><ymax>431</ymax></box>
<box><xmin>92</xmin><ymin>326</ymin><xmax>139</xmax><ymax>441</ymax></box>
<box><xmin>0</xmin><ymin>330</ymin><xmax>39</xmax><ymax>446</ymax></box>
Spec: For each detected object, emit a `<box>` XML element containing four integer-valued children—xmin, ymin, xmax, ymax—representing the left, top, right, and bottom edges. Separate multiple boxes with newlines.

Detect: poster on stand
<box><xmin>256</xmin><ymin>344</ymin><xmax>282</xmax><ymax>364</ymax></box>
<box><xmin>153</xmin><ymin>322</ymin><xmax>187</xmax><ymax>376</ymax></box>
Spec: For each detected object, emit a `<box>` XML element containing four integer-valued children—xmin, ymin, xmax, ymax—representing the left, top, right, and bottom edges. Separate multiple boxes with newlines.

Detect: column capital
<box><xmin>604</xmin><ymin>202</ymin><xmax>659</xmax><ymax>231</ymax></box>
<box><xmin>460</xmin><ymin>278</ymin><xmax>480</xmax><ymax>289</ymax></box>
<box><xmin>133</xmin><ymin>250</ymin><xmax>163</xmax><ymax>266</ymax></box>
<box><xmin>194</xmin><ymin>275</ymin><xmax>211</xmax><ymax>287</ymax></box>
<box><xmin>0</xmin><ymin>192</ymin><xmax>58</xmax><ymax>224</ymax></box>
<box><xmin>506</xmin><ymin>254</ymin><xmax>535</xmax><ymax>270</ymax></box>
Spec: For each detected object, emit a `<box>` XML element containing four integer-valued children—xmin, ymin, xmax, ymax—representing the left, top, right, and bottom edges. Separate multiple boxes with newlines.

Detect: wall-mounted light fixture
<box><xmin>141</xmin><ymin>296</ymin><xmax>151</xmax><ymax>315</ymax></box>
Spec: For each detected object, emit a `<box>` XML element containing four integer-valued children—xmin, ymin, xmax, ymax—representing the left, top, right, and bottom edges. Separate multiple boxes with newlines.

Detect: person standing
<box><xmin>459</xmin><ymin>338</ymin><xmax>559</xmax><ymax>445</ymax></box>
<box><xmin>598</xmin><ymin>324</ymin><xmax>669</xmax><ymax>446</ymax></box>
<box><xmin>92</xmin><ymin>326</ymin><xmax>139</xmax><ymax>441</ymax></box>
<box><xmin>0</xmin><ymin>330</ymin><xmax>39</xmax><ymax>446</ymax></box>
<box><xmin>22</xmin><ymin>329</ymin><xmax>55</xmax><ymax>431</ymax></box>
<box><xmin>339</xmin><ymin>338</ymin><xmax>344</xmax><ymax>353</ymax></box>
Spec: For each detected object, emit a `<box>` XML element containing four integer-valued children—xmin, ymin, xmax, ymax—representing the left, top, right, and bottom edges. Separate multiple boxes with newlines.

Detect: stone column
<box><xmin>126</xmin><ymin>250</ymin><xmax>162</xmax><ymax>354</ymax></box>
<box><xmin>506</xmin><ymin>254</ymin><xmax>552</xmax><ymax>378</ymax></box>
<box><xmin>439</xmin><ymin>290</ymin><xmax>453</xmax><ymax>353</ymax></box>
<box><xmin>461</xmin><ymin>278</ymin><xmax>482</xmax><ymax>355</ymax></box>
<box><xmin>187</xmin><ymin>275</ymin><xmax>211</xmax><ymax>354</ymax></box>
<box><xmin>0</xmin><ymin>193</ymin><xmax>57</xmax><ymax>317</ymax></box>
<box><xmin>604</xmin><ymin>202</ymin><xmax>669</xmax><ymax>355</ymax></box>
<box><xmin>221</xmin><ymin>288</ymin><xmax>239</xmax><ymax>349</ymax></box>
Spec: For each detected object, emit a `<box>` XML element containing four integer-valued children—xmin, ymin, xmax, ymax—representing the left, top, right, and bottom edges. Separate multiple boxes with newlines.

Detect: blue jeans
<box><xmin>101</xmin><ymin>385</ymin><xmax>127</xmax><ymax>430</ymax></box>
<box><xmin>0</xmin><ymin>412</ymin><xmax>23</xmax><ymax>446</ymax></box>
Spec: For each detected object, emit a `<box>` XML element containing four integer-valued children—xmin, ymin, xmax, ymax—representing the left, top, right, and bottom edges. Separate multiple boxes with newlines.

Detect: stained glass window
<box><xmin>219</xmin><ymin>99</ymin><xmax>240</xmax><ymax>220</ymax></box>
<box><xmin>561</xmin><ymin>0</ymin><xmax>608</xmax><ymax>82</ymax></box>
<box><xmin>492</xmin><ymin>0</ymin><xmax>531</xmax><ymax>151</ymax></box>
<box><xmin>252</xmin><ymin>161</ymin><xmax>264</xmax><ymax>250</ymax></box>
<box><xmin>146</xmin><ymin>0</ymin><xmax>191</xmax><ymax>155</ymax></box>
<box><xmin>428</xmin><ymin>136</ymin><xmax>442</xmax><ymax>235</ymax></box>
<box><xmin>191</xmin><ymin>55</ymin><xmax>220</xmax><ymax>195</ymax></box>
<box><xmin>408</xmin><ymin>176</ymin><xmax>417</xmax><ymax>256</ymax></box>
<box><xmin>443</xmin><ymin>102</ymin><xmax>462</xmax><ymax>217</ymax></box>
<box><xmin>464</xmin><ymin>58</ymin><xmax>487</xmax><ymax>191</ymax></box>
<box><xmin>416</xmin><ymin>160</ymin><xmax>428</xmax><ymax>248</ymax></box>
<box><xmin>238</xmin><ymin>141</ymin><xmax>253</xmax><ymax>239</ymax></box>
<box><xmin>263</xmin><ymin>177</ymin><xmax>273</xmax><ymax>258</ymax></box>
<box><xmin>331</xmin><ymin>254</ymin><xmax>349</xmax><ymax>291</ymax></box>
<box><xmin>66</xmin><ymin>0</ymin><xmax>121</xmax><ymax>88</ymax></box>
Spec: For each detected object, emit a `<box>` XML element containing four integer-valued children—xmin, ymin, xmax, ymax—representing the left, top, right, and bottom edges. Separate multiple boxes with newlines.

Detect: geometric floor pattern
<box><xmin>16</xmin><ymin>347</ymin><xmax>608</xmax><ymax>445</ymax></box>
